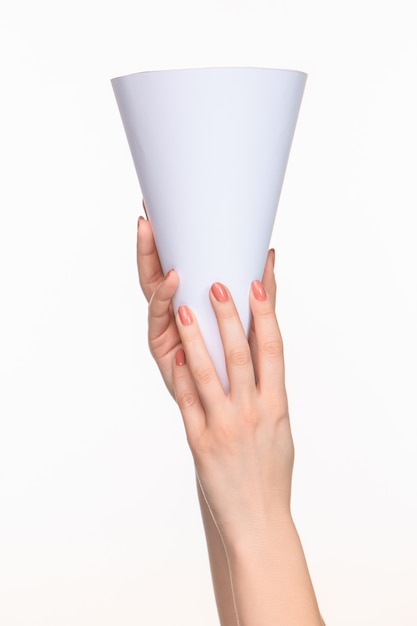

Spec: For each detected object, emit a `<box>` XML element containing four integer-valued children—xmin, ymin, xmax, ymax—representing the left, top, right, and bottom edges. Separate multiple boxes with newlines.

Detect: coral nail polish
<box><xmin>176</xmin><ymin>348</ymin><xmax>186</xmax><ymax>366</ymax></box>
<box><xmin>178</xmin><ymin>305</ymin><xmax>193</xmax><ymax>325</ymax></box>
<box><xmin>252</xmin><ymin>280</ymin><xmax>267</xmax><ymax>301</ymax></box>
<box><xmin>212</xmin><ymin>282</ymin><xmax>228</xmax><ymax>302</ymax></box>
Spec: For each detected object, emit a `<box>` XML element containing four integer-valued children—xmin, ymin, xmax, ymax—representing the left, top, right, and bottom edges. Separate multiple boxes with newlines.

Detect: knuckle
<box><xmin>177</xmin><ymin>391</ymin><xmax>198</xmax><ymax>411</ymax></box>
<box><xmin>228</xmin><ymin>346</ymin><xmax>251</xmax><ymax>367</ymax></box>
<box><xmin>242</xmin><ymin>408</ymin><xmax>261</xmax><ymax>428</ymax></box>
<box><xmin>191</xmin><ymin>431</ymin><xmax>213</xmax><ymax>456</ymax></box>
<box><xmin>194</xmin><ymin>366</ymin><xmax>216</xmax><ymax>386</ymax></box>
<box><xmin>262</xmin><ymin>338</ymin><xmax>284</xmax><ymax>359</ymax></box>
<box><xmin>267</xmin><ymin>396</ymin><xmax>289</xmax><ymax>419</ymax></box>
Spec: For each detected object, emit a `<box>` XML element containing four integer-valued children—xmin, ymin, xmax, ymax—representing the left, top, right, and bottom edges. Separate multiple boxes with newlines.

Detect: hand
<box><xmin>136</xmin><ymin>212</ymin><xmax>180</xmax><ymax>396</ymax></box>
<box><xmin>172</xmin><ymin>277</ymin><xmax>294</xmax><ymax>547</ymax></box>
<box><xmin>136</xmin><ymin>205</ymin><xmax>277</xmax><ymax>396</ymax></box>
<box><xmin>137</xmin><ymin>208</ymin><xmax>322</xmax><ymax>625</ymax></box>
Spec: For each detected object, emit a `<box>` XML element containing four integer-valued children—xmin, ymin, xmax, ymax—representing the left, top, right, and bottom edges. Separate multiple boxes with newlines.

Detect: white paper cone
<box><xmin>112</xmin><ymin>67</ymin><xmax>306</xmax><ymax>391</ymax></box>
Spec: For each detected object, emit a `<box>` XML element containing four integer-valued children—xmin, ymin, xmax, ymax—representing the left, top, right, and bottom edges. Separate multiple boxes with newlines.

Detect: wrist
<box><xmin>221</xmin><ymin>506</ymin><xmax>295</xmax><ymax>560</ymax></box>
<box><xmin>223</xmin><ymin>515</ymin><xmax>323</xmax><ymax>626</ymax></box>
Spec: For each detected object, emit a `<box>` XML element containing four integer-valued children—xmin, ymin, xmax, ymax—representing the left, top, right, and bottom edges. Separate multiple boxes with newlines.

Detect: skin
<box><xmin>137</xmin><ymin>209</ymin><xmax>324</xmax><ymax>626</ymax></box>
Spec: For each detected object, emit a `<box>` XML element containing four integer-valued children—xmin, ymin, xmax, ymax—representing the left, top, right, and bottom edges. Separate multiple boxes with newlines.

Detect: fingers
<box><xmin>137</xmin><ymin>212</ymin><xmax>164</xmax><ymax>303</ymax></box>
<box><xmin>249</xmin><ymin>249</ymin><xmax>276</xmax><ymax>379</ymax></box>
<box><xmin>148</xmin><ymin>269</ymin><xmax>179</xmax><ymax>344</ymax></box>
<box><xmin>175</xmin><ymin>305</ymin><xmax>225</xmax><ymax>411</ymax></box>
<box><xmin>175</xmin><ymin>272</ymin><xmax>282</xmax><ymax>408</ymax></box>
<box><xmin>209</xmin><ymin>283</ymin><xmax>256</xmax><ymax>400</ymax></box>
<box><xmin>249</xmin><ymin>279</ymin><xmax>287</xmax><ymax>404</ymax></box>
<box><xmin>262</xmin><ymin>248</ymin><xmax>277</xmax><ymax>307</ymax></box>
<box><xmin>172</xmin><ymin>348</ymin><xmax>206</xmax><ymax>446</ymax></box>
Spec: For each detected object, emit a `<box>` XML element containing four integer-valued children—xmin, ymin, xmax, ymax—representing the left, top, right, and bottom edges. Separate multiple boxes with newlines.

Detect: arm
<box><xmin>172</xmin><ymin>275</ymin><xmax>323</xmax><ymax>625</ymax></box>
<box><xmin>137</xmin><ymin>212</ymin><xmax>324</xmax><ymax>625</ymax></box>
<box><xmin>196</xmin><ymin>477</ymin><xmax>239</xmax><ymax>625</ymax></box>
<box><xmin>136</xmin><ymin>214</ymin><xmax>238</xmax><ymax>625</ymax></box>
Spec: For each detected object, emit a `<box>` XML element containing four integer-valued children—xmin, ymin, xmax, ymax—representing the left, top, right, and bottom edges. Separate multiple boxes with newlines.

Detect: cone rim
<box><xmin>111</xmin><ymin>66</ymin><xmax>307</xmax><ymax>84</ymax></box>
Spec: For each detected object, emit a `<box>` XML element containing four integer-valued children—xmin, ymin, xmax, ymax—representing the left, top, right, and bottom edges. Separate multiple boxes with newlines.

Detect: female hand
<box><xmin>136</xmin><ymin>207</ymin><xmax>277</xmax><ymax>397</ymax></box>
<box><xmin>172</xmin><ymin>278</ymin><xmax>294</xmax><ymax>547</ymax></box>
<box><xmin>137</xmin><ymin>209</ymin><xmax>323</xmax><ymax>625</ymax></box>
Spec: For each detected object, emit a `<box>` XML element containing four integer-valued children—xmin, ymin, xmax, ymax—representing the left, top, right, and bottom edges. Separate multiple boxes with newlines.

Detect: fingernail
<box><xmin>211</xmin><ymin>282</ymin><xmax>228</xmax><ymax>302</ymax></box>
<box><xmin>138</xmin><ymin>215</ymin><xmax>146</xmax><ymax>230</ymax></box>
<box><xmin>178</xmin><ymin>305</ymin><xmax>193</xmax><ymax>325</ymax></box>
<box><xmin>164</xmin><ymin>269</ymin><xmax>173</xmax><ymax>280</ymax></box>
<box><xmin>176</xmin><ymin>348</ymin><xmax>186</xmax><ymax>366</ymax></box>
<box><xmin>252</xmin><ymin>280</ymin><xmax>267</xmax><ymax>301</ymax></box>
<box><xmin>271</xmin><ymin>248</ymin><xmax>276</xmax><ymax>268</ymax></box>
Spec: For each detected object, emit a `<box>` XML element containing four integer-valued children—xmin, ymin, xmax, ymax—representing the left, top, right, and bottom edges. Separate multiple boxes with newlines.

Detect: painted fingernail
<box><xmin>176</xmin><ymin>348</ymin><xmax>186</xmax><ymax>366</ymax></box>
<box><xmin>211</xmin><ymin>282</ymin><xmax>228</xmax><ymax>302</ymax></box>
<box><xmin>252</xmin><ymin>280</ymin><xmax>267</xmax><ymax>301</ymax></box>
<box><xmin>178</xmin><ymin>305</ymin><xmax>193</xmax><ymax>325</ymax></box>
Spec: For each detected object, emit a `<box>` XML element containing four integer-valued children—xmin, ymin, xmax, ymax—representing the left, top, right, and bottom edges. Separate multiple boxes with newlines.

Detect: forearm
<box><xmin>223</xmin><ymin>513</ymin><xmax>323</xmax><ymax>626</ymax></box>
<box><xmin>196</xmin><ymin>475</ymin><xmax>239</xmax><ymax>626</ymax></box>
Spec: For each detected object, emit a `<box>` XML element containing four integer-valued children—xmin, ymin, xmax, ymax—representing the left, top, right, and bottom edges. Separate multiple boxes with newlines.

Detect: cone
<box><xmin>112</xmin><ymin>67</ymin><xmax>306</xmax><ymax>391</ymax></box>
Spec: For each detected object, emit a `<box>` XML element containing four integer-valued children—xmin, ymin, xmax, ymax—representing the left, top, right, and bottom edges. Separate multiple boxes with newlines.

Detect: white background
<box><xmin>1</xmin><ymin>1</ymin><xmax>416</xmax><ymax>624</ymax></box>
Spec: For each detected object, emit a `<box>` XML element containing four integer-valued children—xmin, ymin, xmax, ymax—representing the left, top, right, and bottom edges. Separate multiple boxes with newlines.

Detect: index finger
<box><xmin>137</xmin><ymin>214</ymin><xmax>164</xmax><ymax>303</ymax></box>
